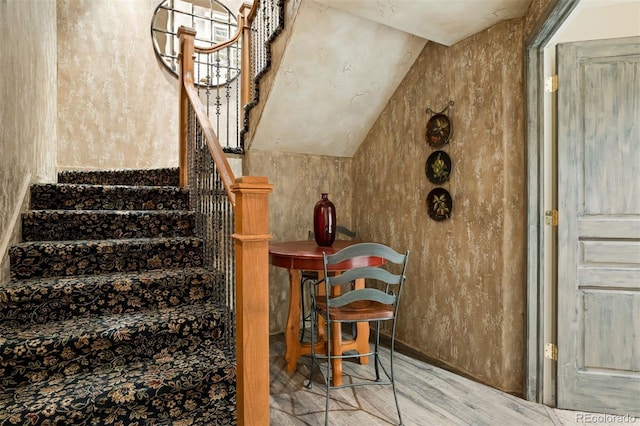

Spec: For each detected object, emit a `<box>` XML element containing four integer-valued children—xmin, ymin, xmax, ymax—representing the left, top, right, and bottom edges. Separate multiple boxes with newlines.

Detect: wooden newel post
<box><xmin>232</xmin><ymin>176</ymin><xmax>273</xmax><ymax>425</ymax></box>
<box><xmin>177</xmin><ymin>26</ymin><xmax>196</xmax><ymax>188</ymax></box>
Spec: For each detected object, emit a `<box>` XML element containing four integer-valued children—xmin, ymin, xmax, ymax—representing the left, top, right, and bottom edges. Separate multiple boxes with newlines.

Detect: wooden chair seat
<box><xmin>316</xmin><ymin>299</ymin><xmax>394</xmax><ymax>321</ymax></box>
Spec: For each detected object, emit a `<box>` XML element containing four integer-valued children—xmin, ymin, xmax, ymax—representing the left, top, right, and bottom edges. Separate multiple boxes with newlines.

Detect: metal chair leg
<box><xmin>324</xmin><ymin>316</ymin><xmax>331</xmax><ymax>426</ymax></box>
<box><xmin>374</xmin><ymin>321</ymin><xmax>381</xmax><ymax>382</ymax></box>
<box><xmin>300</xmin><ymin>277</ymin><xmax>319</xmax><ymax>342</ymax></box>
<box><xmin>390</xmin><ymin>323</ymin><xmax>403</xmax><ymax>425</ymax></box>
<box><xmin>306</xmin><ymin>302</ymin><xmax>315</xmax><ymax>390</ymax></box>
<box><xmin>300</xmin><ymin>280</ymin><xmax>307</xmax><ymax>342</ymax></box>
<box><xmin>391</xmin><ymin>367</ymin><xmax>403</xmax><ymax>425</ymax></box>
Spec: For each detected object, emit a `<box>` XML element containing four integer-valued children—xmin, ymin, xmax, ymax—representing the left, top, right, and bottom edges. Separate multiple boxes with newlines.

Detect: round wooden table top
<box><xmin>269</xmin><ymin>240</ymin><xmax>385</xmax><ymax>271</ymax></box>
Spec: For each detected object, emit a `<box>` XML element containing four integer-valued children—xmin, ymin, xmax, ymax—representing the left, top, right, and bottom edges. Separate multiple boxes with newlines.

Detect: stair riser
<box><xmin>22</xmin><ymin>210</ymin><xmax>195</xmax><ymax>241</ymax></box>
<box><xmin>58</xmin><ymin>168</ymin><xmax>180</xmax><ymax>187</ymax></box>
<box><xmin>1</xmin><ymin>307</ymin><xmax>228</xmax><ymax>388</ymax></box>
<box><xmin>10</xmin><ymin>238</ymin><xmax>204</xmax><ymax>280</ymax></box>
<box><xmin>30</xmin><ymin>184</ymin><xmax>189</xmax><ymax>211</ymax></box>
<box><xmin>0</xmin><ymin>348</ymin><xmax>236</xmax><ymax>425</ymax></box>
<box><xmin>93</xmin><ymin>384</ymin><xmax>237</xmax><ymax>426</ymax></box>
<box><xmin>0</xmin><ymin>381</ymin><xmax>236</xmax><ymax>426</ymax></box>
<box><xmin>0</xmin><ymin>270</ymin><xmax>222</xmax><ymax>326</ymax></box>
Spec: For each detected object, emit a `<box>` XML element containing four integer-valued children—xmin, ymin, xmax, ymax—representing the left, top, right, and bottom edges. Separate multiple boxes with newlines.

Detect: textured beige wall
<box><xmin>245</xmin><ymin>150</ymin><xmax>352</xmax><ymax>332</ymax></box>
<box><xmin>351</xmin><ymin>0</ymin><xmax>555</xmax><ymax>394</ymax></box>
<box><xmin>56</xmin><ymin>0</ymin><xmax>178</xmax><ymax>170</ymax></box>
<box><xmin>353</xmin><ymin>19</ymin><xmax>527</xmax><ymax>393</ymax></box>
<box><xmin>0</xmin><ymin>0</ymin><xmax>58</xmax><ymax>282</ymax></box>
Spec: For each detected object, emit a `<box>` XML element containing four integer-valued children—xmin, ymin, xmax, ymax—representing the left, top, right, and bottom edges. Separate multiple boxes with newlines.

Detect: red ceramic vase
<box><xmin>313</xmin><ymin>193</ymin><xmax>336</xmax><ymax>247</ymax></box>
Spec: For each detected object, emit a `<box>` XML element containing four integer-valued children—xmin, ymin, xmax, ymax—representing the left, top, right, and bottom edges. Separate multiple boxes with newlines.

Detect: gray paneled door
<box><xmin>557</xmin><ymin>36</ymin><xmax>640</xmax><ymax>416</ymax></box>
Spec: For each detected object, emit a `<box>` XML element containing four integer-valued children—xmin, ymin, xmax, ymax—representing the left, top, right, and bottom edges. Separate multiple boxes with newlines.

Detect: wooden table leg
<box><xmin>284</xmin><ymin>268</ymin><xmax>326</xmax><ymax>373</ymax></box>
<box><xmin>353</xmin><ymin>278</ymin><xmax>369</xmax><ymax>364</ymax></box>
<box><xmin>283</xmin><ymin>270</ymin><xmax>369</xmax><ymax>384</ymax></box>
<box><xmin>285</xmin><ymin>269</ymin><xmax>302</xmax><ymax>372</ymax></box>
<box><xmin>354</xmin><ymin>322</ymin><xmax>370</xmax><ymax>365</ymax></box>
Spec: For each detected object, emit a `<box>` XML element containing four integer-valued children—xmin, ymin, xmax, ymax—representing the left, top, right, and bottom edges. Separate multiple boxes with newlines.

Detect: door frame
<box><xmin>524</xmin><ymin>0</ymin><xmax>580</xmax><ymax>404</ymax></box>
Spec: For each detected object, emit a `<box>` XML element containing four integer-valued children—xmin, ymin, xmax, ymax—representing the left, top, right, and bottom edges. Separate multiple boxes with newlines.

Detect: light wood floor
<box><xmin>269</xmin><ymin>333</ymin><xmax>621</xmax><ymax>426</ymax></box>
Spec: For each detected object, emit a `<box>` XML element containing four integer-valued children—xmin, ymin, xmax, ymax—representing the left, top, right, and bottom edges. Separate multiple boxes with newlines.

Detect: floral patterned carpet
<box><xmin>0</xmin><ymin>168</ymin><xmax>236</xmax><ymax>425</ymax></box>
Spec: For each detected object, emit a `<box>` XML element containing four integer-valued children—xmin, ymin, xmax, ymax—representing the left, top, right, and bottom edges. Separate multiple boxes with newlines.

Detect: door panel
<box><xmin>557</xmin><ymin>36</ymin><xmax>640</xmax><ymax>415</ymax></box>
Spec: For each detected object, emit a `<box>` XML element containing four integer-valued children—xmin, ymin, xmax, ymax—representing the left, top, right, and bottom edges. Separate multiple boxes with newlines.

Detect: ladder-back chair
<box><xmin>306</xmin><ymin>242</ymin><xmax>409</xmax><ymax>426</ymax></box>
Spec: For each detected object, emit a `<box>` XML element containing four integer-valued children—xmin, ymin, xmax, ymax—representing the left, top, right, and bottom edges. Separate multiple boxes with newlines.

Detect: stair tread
<box><xmin>1</xmin><ymin>267</ymin><xmax>215</xmax><ymax>292</ymax></box>
<box><xmin>0</xmin><ymin>300</ymin><xmax>224</xmax><ymax>340</ymax></box>
<box><xmin>57</xmin><ymin>168</ymin><xmax>180</xmax><ymax>187</ymax></box>
<box><xmin>33</xmin><ymin>182</ymin><xmax>185</xmax><ymax>190</ymax></box>
<box><xmin>24</xmin><ymin>209</ymin><xmax>194</xmax><ymax>215</ymax></box>
<box><xmin>0</xmin><ymin>302</ymin><xmax>227</xmax><ymax>361</ymax></box>
<box><xmin>29</xmin><ymin>183</ymin><xmax>190</xmax><ymax>212</ymax></box>
<box><xmin>0</xmin><ymin>339</ymin><xmax>234</xmax><ymax>420</ymax></box>
<box><xmin>0</xmin><ymin>267</ymin><xmax>220</xmax><ymax>326</ymax></box>
<box><xmin>11</xmin><ymin>235</ymin><xmax>202</xmax><ymax>248</ymax></box>
<box><xmin>10</xmin><ymin>237</ymin><xmax>204</xmax><ymax>280</ymax></box>
<box><xmin>58</xmin><ymin>167</ymin><xmax>179</xmax><ymax>185</ymax></box>
<box><xmin>22</xmin><ymin>209</ymin><xmax>197</xmax><ymax>241</ymax></box>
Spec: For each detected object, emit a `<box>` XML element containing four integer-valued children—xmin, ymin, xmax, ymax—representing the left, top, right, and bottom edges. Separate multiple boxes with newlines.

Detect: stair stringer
<box><xmin>242</xmin><ymin>0</ymin><xmax>302</xmax><ymax>151</ymax></box>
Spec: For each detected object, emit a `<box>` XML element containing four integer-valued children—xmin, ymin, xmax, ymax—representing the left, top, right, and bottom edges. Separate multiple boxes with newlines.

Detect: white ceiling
<box><xmin>248</xmin><ymin>0</ymin><xmax>533</xmax><ymax>157</ymax></box>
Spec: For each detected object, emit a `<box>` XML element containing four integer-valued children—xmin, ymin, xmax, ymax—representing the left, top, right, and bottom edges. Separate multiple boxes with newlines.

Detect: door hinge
<box><xmin>545</xmin><ymin>343</ymin><xmax>558</xmax><ymax>361</ymax></box>
<box><xmin>545</xmin><ymin>210</ymin><xmax>558</xmax><ymax>226</ymax></box>
<box><xmin>545</xmin><ymin>75</ymin><xmax>558</xmax><ymax>93</ymax></box>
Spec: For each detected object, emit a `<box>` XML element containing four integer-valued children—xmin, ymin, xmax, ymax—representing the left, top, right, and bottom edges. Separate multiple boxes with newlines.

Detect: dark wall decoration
<box><xmin>425</xmin><ymin>150</ymin><xmax>451</xmax><ymax>184</ymax></box>
<box><xmin>425</xmin><ymin>101</ymin><xmax>454</xmax><ymax>221</ymax></box>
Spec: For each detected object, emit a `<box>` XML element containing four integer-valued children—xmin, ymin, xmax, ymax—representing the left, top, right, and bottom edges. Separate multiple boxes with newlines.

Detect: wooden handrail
<box><xmin>178</xmin><ymin>2</ymin><xmax>258</xmax><ymax>193</ymax></box>
<box><xmin>193</xmin><ymin>2</ymin><xmax>257</xmax><ymax>55</ymax></box>
<box><xmin>183</xmin><ymin>82</ymin><xmax>237</xmax><ymax>207</ymax></box>
<box><xmin>177</xmin><ymin>26</ymin><xmax>195</xmax><ymax>189</ymax></box>
<box><xmin>246</xmin><ymin>0</ymin><xmax>259</xmax><ymax>22</ymax></box>
<box><xmin>177</xmin><ymin>25</ymin><xmax>237</xmax><ymax>206</ymax></box>
<box><xmin>241</xmin><ymin>2</ymin><xmax>253</xmax><ymax>109</ymax></box>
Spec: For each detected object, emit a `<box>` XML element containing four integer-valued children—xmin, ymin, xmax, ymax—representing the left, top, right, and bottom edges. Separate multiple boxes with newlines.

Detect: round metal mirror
<box><xmin>151</xmin><ymin>0</ymin><xmax>239</xmax><ymax>86</ymax></box>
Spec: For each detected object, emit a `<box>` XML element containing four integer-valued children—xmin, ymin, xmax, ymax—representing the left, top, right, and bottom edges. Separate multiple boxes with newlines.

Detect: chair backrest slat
<box><xmin>321</xmin><ymin>242</ymin><xmax>409</xmax><ymax>310</ymax></box>
<box><xmin>324</xmin><ymin>266</ymin><xmax>401</xmax><ymax>287</ymax></box>
<box><xmin>324</xmin><ymin>242</ymin><xmax>406</xmax><ymax>265</ymax></box>
<box><xmin>329</xmin><ymin>288</ymin><xmax>396</xmax><ymax>308</ymax></box>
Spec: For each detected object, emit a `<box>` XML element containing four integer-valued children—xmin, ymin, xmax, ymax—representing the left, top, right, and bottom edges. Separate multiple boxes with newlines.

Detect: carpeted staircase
<box><xmin>0</xmin><ymin>168</ymin><xmax>236</xmax><ymax>425</ymax></box>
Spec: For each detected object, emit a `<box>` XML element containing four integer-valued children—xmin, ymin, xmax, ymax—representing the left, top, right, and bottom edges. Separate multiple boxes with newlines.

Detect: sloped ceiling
<box><xmin>249</xmin><ymin>0</ymin><xmax>532</xmax><ymax>157</ymax></box>
<box><xmin>315</xmin><ymin>0</ymin><xmax>532</xmax><ymax>46</ymax></box>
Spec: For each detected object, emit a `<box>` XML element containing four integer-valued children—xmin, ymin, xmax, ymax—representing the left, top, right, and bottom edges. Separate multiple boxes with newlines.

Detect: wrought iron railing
<box><xmin>179</xmin><ymin>0</ymin><xmax>286</xmax><ymax>354</ymax></box>
<box><xmin>177</xmin><ymin>1</ymin><xmax>279</xmax><ymax>422</ymax></box>
<box><xmin>179</xmin><ymin>0</ymin><xmax>285</xmax><ymax>153</ymax></box>
<box><xmin>178</xmin><ymin>0</ymin><xmax>285</xmax><ymax>342</ymax></box>
<box><xmin>177</xmin><ymin>3</ymin><xmax>246</xmax><ymax>353</ymax></box>
<box><xmin>186</xmin><ymin>101</ymin><xmax>236</xmax><ymax>353</ymax></box>
<box><xmin>193</xmin><ymin>33</ymin><xmax>243</xmax><ymax>155</ymax></box>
